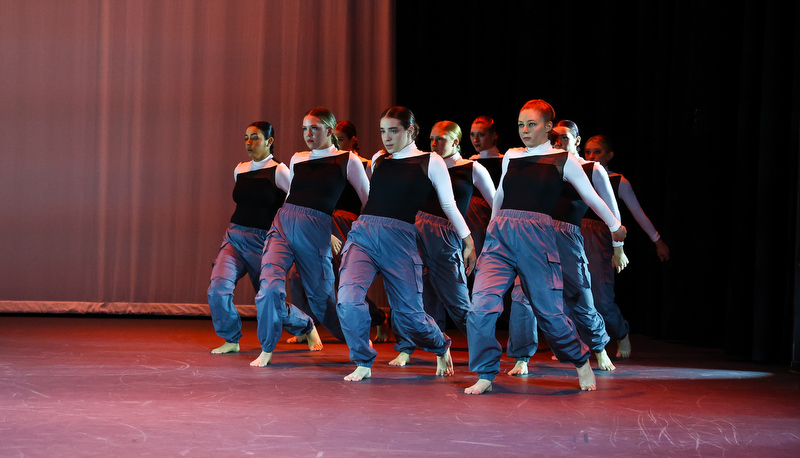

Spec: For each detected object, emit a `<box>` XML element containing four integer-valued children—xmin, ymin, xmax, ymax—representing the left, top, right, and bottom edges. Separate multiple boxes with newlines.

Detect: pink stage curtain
<box><xmin>0</xmin><ymin>0</ymin><xmax>394</xmax><ymax>314</ymax></box>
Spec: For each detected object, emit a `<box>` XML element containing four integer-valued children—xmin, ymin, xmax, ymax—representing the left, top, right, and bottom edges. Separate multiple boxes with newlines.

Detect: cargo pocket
<box><xmin>575</xmin><ymin>255</ymin><xmax>591</xmax><ymax>289</ymax></box>
<box><xmin>319</xmin><ymin>247</ymin><xmax>334</xmax><ymax>281</ymax></box>
<box><xmin>545</xmin><ymin>250</ymin><xmax>563</xmax><ymax>291</ymax></box>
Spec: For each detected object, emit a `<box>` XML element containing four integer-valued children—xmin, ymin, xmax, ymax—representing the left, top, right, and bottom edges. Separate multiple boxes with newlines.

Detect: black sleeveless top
<box><xmin>335</xmin><ymin>159</ymin><xmax>369</xmax><ymax>215</ymax></box>
<box><xmin>362</xmin><ymin>154</ymin><xmax>433</xmax><ymax>225</ymax></box>
<box><xmin>231</xmin><ymin>165</ymin><xmax>286</xmax><ymax>230</ymax></box>
<box><xmin>419</xmin><ymin>163</ymin><xmax>474</xmax><ymax>219</ymax></box>
<box><xmin>553</xmin><ymin>162</ymin><xmax>596</xmax><ymax>226</ymax></box>
<box><xmin>475</xmin><ymin>157</ymin><xmax>503</xmax><ymax>187</ymax></box>
<box><xmin>473</xmin><ymin>157</ymin><xmax>502</xmax><ymax>204</ymax></box>
<box><xmin>285</xmin><ymin>153</ymin><xmax>350</xmax><ymax>215</ymax></box>
<box><xmin>500</xmin><ymin>152</ymin><xmax>568</xmax><ymax>216</ymax></box>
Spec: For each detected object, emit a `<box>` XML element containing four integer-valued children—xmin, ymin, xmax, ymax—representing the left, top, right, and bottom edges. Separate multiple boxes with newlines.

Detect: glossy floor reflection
<box><xmin>1</xmin><ymin>315</ymin><xmax>798</xmax><ymax>457</ymax></box>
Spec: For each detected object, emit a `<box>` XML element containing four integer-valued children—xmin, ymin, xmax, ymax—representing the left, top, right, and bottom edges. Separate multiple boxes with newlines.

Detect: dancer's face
<box><xmin>470</xmin><ymin>122</ymin><xmax>496</xmax><ymax>152</ymax></box>
<box><xmin>584</xmin><ymin>140</ymin><xmax>613</xmax><ymax>167</ymax></box>
<box><xmin>245</xmin><ymin>126</ymin><xmax>271</xmax><ymax>161</ymax></box>
<box><xmin>380</xmin><ymin>117</ymin><xmax>414</xmax><ymax>154</ymax></box>
<box><xmin>553</xmin><ymin>126</ymin><xmax>580</xmax><ymax>155</ymax></box>
<box><xmin>517</xmin><ymin>109</ymin><xmax>551</xmax><ymax>148</ymax></box>
<box><xmin>302</xmin><ymin>115</ymin><xmax>333</xmax><ymax>150</ymax></box>
<box><xmin>430</xmin><ymin>127</ymin><xmax>458</xmax><ymax>159</ymax></box>
<box><xmin>334</xmin><ymin>129</ymin><xmax>355</xmax><ymax>152</ymax></box>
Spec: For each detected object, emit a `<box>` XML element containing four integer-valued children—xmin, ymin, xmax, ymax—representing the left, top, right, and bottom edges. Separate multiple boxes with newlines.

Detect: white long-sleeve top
<box><xmin>609</xmin><ymin>169</ymin><xmax>661</xmax><ymax>242</ymax></box>
<box><xmin>286</xmin><ymin>144</ymin><xmax>370</xmax><ymax>207</ymax></box>
<box><xmin>493</xmin><ymin>142</ymin><xmax>621</xmax><ymax>232</ymax></box>
<box><xmin>234</xmin><ymin>155</ymin><xmax>291</xmax><ymax>193</ymax></box>
<box><xmin>468</xmin><ymin>146</ymin><xmax>503</xmax><ymax>160</ymax></box>
<box><xmin>370</xmin><ymin>142</ymin><xmax>471</xmax><ymax>239</ymax></box>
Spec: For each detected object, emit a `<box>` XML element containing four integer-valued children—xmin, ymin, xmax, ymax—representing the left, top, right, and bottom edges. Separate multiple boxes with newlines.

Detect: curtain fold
<box><xmin>0</xmin><ymin>0</ymin><xmax>394</xmax><ymax>309</ymax></box>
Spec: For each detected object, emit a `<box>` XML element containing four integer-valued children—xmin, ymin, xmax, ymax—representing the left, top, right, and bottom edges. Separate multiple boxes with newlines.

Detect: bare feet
<box><xmin>250</xmin><ymin>351</ymin><xmax>273</xmax><ymax>367</ymax></box>
<box><xmin>374</xmin><ymin>324</ymin><xmax>391</xmax><ymax>343</ymax></box>
<box><xmin>436</xmin><ymin>349</ymin><xmax>454</xmax><ymax>376</ymax></box>
<box><xmin>550</xmin><ymin>355</ymin><xmax>558</xmax><ymax>361</ymax></box>
<box><xmin>464</xmin><ymin>379</ymin><xmax>492</xmax><ymax>395</ymax></box>
<box><xmin>508</xmin><ymin>360</ymin><xmax>529</xmax><ymax>376</ymax></box>
<box><xmin>286</xmin><ymin>334</ymin><xmax>307</xmax><ymax>344</ymax></box>
<box><xmin>595</xmin><ymin>349</ymin><xmax>616</xmax><ymax>371</ymax></box>
<box><xmin>210</xmin><ymin>342</ymin><xmax>239</xmax><ymax>354</ymax></box>
<box><xmin>304</xmin><ymin>326</ymin><xmax>323</xmax><ymax>351</ymax></box>
<box><xmin>389</xmin><ymin>352</ymin><xmax>410</xmax><ymax>367</ymax></box>
<box><xmin>616</xmin><ymin>335</ymin><xmax>631</xmax><ymax>358</ymax></box>
<box><xmin>344</xmin><ymin>366</ymin><xmax>372</xmax><ymax>382</ymax></box>
<box><xmin>577</xmin><ymin>359</ymin><xmax>596</xmax><ymax>391</ymax></box>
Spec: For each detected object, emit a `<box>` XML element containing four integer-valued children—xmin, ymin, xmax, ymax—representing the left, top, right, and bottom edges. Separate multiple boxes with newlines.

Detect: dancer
<box><xmin>506</xmin><ymin>120</ymin><xmax>621</xmax><ymax>376</ymax></box>
<box><xmin>335</xmin><ymin>121</ymin><xmax>372</xmax><ymax>179</ymax></box>
<box><xmin>466</xmin><ymin>116</ymin><xmax>503</xmax><ymax>256</ymax></box>
<box><xmin>582</xmin><ymin>134</ymin><xmax>670</xmax><ymax>358</ymax></box>
<box><xmin>252</xmin><ymin>108</ymin><xmax>370</xmax><ymax>367</ymax></box>
<box><xmin>584</xmin><ymin>135</ymin><xmax>670</xmax><ymax>262</ymax></box>
<box><xmin>466</xmin><ymin>116</ymin><xmax>516</xmax><ymax>337</ymax></box>
<box><xmin>208</xmin><ymin>122</ymin><xmax>321</xmax><ymax>355</ymax></box>
<box><xmin>465</xmin><ymin>100</ymin><xmax>626</xmax><ymax>395</ymax></box>
<box><xmin>337</xmin><ymin>106</ymin><xmax>475</xmax><ymax>382</ymax></box>
<box><xmin>332</xmin><ymin>120</ymin><xmax>391</xmax><ymax>342</ymax></box>
<box><xmin>289</xmin><ymin>120</ymin><xmax>391</xmax><ymax>344</ymax></box>
<box><xmin>389</xmin><ymin>120</ymin><xmax>494</xmax><ymax>367</ymax></box>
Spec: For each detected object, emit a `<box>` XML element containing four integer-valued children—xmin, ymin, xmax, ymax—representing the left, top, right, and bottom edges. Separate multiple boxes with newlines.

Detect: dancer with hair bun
<box><xmin>389</xmin><ymin>120</ymin><xmax>495</xmax><ymax>367</ymax></box>
<box><xmin>465</xmin><ymin>100</ymin><xmax>626</xmax><ymax>395</ymax></box>
<box><xmin>252</xmin><ymin>108</ymin><xmax>370</xmax><ymax>367</ymax></box>
<box><xmin>506</xmin><ymin>120</ymin><xmax>621</xmax><ymax>376</ymax></box>
<box><xmin>208</xmin><ymin>121</ymin><xmax>320</xmax><ymax>355</ymax></box>
<box><xmin>332</xmin><ymin>120</ymin><xmax>391</xmax><ymax>342</ymax></box>
<box><xmin>337</xmin><ymin>107</ymin><xmax>475</xmax><ymax>382</ymax></box>
<box><xmin>583</xmin><ymin>134</ymin><xmax>670</xmax><ymax>358</ymax></box>
<box><xmin>467</xmin><ymin>116</ymin><xmax>503</xmax><ymax>257</ymax></box>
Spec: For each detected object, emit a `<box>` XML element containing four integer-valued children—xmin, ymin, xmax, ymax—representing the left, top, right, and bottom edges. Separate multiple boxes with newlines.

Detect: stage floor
<box><xmin>1</xmin><ymin>315</ymin><xmax>798</xmax><ymax>457</ymax></box>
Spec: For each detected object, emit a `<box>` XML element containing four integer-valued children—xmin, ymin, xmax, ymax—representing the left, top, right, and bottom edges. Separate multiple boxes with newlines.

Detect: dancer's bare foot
<box><xmin>595</xmin><ymin>349</ymin><xmax>616</xmax><ymax>371</ymax></box>
<box><xmin>508</xmin><ymin>360</ymin><xmax>529</xmax><ymax>376</ymax></box>
<box><xmin>577</xmin><ymin>359</ymin><xmax>596</xmax><ymax>391</ymax></box>
<box><xmin>304</xmin><ymin>326</ymin><xmax>323</xmax><ymax>351</ymax></box>
<box><xmin>616</xmin><ymin>335</ymin><xmax>631</xmax><ymax>358</ymax></box>
<box><xmin>344</xmin><ymin>366</ymin><xmax>371</xmax><ymax>382</ymax></box>
<box><xmin>389</xmin><ymin>352</ymin><xmax>410</xmax><ymax>367</ymax></box>
<box><xmin>464</xmin><ymin>379</ymin><xmax>492</xmax><ymax>395</ymax></box>
<box><xmin>286</xmin><ymin>334</ymin><xmax>307</xmax><ymax>344</ymax></box>
<box><xmin>250</xmin><ymin>351</ymin><xmax>273</xmax><ymax>367</ymax></box>
<box><xmin>374</xmin><ymin>324</ymin><xmax>391</xmax><ymax>343</ymax></box>
<box><xmin>551</xmin><ymin>354</ymin><xmax>558</xmax><ymax>361</ymax></box>
<box><xmin>211</xmin><ymin>342</ymin><xmax>239</xmax><ymax>354</ymax></box>
<box><xmin>436</xmin><ymin>349</ymin><xmax>454</xmax><ymax>376</ymax></box>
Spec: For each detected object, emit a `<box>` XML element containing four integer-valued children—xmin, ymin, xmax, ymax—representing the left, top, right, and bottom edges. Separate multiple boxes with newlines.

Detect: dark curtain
<box><xmin>0</xmin><ymin>0</ymin><xmax>394</xmax><ymax>312</ymax></box>
<box><xmin>395</xmin><ymin>0</ymin><xmax>799</xmax><ymax>364</ymax></box>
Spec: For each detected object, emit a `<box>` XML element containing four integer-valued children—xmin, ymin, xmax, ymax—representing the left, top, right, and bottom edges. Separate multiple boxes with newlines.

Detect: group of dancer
<box><xmin>206</xmin><ymin>99</ymin><xmax>669</xmax><ymax>394</ymax></box>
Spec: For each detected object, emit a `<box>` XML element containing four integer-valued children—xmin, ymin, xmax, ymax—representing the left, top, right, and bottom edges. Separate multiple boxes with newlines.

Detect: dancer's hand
<box><xmin>613</xmin><ymin>246</ymin><xmax>629</xmax><ymax>273</ymax></box>
<box><xmin>655</xmin><ymin>238</ymin><xmax>670</xmax><ymax>261</ymax></box>
<box><xmin>330</xmin><ymin>235</ymin><xmax>342</xmax><ymax>255</ymax></box>
<box><xmin>462</xmin><ymin>234</ymin><xmax>476</xmax><ymax>276</ymax></box>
